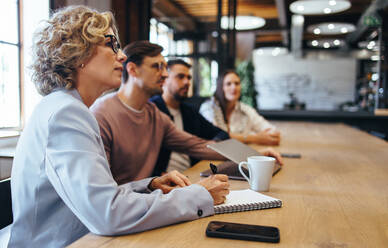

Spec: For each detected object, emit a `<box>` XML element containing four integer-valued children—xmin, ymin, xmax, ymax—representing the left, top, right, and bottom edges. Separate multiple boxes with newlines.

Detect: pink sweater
<box><xmin>90</xmin><ymin>93</ymin><xmax>224</xmax><ymax>185</ymax></box>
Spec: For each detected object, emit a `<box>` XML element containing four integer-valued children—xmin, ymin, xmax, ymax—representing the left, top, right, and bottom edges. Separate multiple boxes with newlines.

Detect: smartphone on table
<box><xmin>206</xmin><ymin>221</ymin><xmax>280</xmax><ymax>243</ymax></box>
<box><xmin>281</xmin><ymin>153</ymin><xmax>301</xmax><ymax>158</ymax></box>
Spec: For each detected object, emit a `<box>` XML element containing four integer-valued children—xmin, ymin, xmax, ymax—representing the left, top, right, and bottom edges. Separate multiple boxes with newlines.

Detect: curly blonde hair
<box><xmin>31</xmin><ymin>5</ymin><xmax>119</xmax><ymax>95</ymax></box>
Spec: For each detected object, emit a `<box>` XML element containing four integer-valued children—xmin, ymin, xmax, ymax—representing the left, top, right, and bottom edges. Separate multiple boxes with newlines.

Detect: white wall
<box><xmin>253</xmin><ymin>51</ymin><xmax>357</xmax><ymax>110</ymax></box>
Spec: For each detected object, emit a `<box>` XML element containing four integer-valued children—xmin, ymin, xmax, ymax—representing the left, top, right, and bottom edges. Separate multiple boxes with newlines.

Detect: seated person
<box><xmin>91</xmin><ymin>41</ymin><xmax>282</xmax><ymax>185</ymax></box>
<box><xmin>150</xmin><ymin>59</ymin><xmax>229</xmax><ymax>173</ymax></box>
<box><xmin>200</xmin><ymin>70</ymin><xmax>281</xmax><ymax>146</ymax></box>
<box><xmin>4</xmin><ymin>7</ymin><xmax>229</xmax><ymax>247</ymax></box>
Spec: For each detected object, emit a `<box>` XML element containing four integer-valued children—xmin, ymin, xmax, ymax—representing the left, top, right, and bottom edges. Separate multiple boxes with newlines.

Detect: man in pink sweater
<box><xmin>90</xmin><ymin>41</ymin><xmax>228</xmax><ymax>186</ymax></box>
<box><xmin>90</xmin><ymin>41</ymin><xmax>281</xmax><ymax>196</ymax></box>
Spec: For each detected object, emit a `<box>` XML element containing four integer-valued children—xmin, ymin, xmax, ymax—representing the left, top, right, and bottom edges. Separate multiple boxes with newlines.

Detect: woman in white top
<box><xmin>200</xmin><ymin>70</ymin><xmax>281</xmax><ymax>145</ymax></box>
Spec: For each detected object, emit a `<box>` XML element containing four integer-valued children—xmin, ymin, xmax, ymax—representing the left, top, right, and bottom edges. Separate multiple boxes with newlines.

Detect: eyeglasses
<box><xmin>150</xmin><ymin>62</ymin><xmax>167</xmax><ymax>71</ymax></box>
<box><xmin>104</xmin><ymin>34</ymin><xmax>121</xmax><ymax>54</ymax></box>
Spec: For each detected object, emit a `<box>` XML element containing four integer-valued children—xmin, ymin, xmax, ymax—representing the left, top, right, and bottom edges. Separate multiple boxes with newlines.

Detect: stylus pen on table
<box><xmin>210</xmin><ymin>163</ymin><xmax>217</xmax><ymax>174</ymax></box>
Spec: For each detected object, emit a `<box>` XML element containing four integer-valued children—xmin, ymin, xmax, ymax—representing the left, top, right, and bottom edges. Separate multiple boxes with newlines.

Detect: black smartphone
<box><xmin>206</xmin><ymin>221</ymin><xmax>280</xmax><ymax>243</ymax></box>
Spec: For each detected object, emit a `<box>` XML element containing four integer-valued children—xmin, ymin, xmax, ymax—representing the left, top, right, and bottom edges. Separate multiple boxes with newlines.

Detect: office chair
<box><xmin>0</xmin><ymin>178</ymin><xmax>13</xmax><ymax>229</ymax></box>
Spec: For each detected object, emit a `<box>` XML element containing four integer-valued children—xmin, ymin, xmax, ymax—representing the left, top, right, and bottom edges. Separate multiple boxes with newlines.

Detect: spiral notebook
<box><xmin>214</xmin><ymin>189</ymin><xmax>282</xmax><ymax>214</ymax></box>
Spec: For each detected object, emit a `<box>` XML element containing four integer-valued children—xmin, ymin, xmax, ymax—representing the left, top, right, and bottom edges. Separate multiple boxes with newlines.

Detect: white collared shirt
<box><xmin>199</xmin><ymin>97</ymin><xmax>276</xmax><ymax>135</ymax></box>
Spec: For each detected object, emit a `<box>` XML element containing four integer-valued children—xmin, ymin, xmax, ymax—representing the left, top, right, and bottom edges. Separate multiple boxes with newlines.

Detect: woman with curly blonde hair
<box><xmin>4</xmin><ymin>6</ymin><xmax>217</xmax><ymax>248</ymax></box>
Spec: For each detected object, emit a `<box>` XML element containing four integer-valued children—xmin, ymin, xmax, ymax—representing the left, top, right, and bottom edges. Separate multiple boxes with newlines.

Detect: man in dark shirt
<box><xmin>150</xmin><ymin>59</ymin><xmax>229</xmax><ymax>174</ymax></box>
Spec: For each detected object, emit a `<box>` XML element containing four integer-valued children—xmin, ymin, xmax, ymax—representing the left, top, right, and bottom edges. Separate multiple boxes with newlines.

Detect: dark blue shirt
<box><xmin>149</xmin><ymin>95</ymin><xmax>229</xmax><ymax>175</ymax></box>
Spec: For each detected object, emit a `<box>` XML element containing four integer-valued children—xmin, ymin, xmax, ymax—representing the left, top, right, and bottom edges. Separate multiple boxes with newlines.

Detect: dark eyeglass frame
<box><xmin>150</xmin><ymin>62</ymin><xmax>167</xmax><ymax>71</ymax></box>
<box><xmin>104</xmin><ymin>34</ymin><xmax>120</xmax><ymax>54</ymax></box>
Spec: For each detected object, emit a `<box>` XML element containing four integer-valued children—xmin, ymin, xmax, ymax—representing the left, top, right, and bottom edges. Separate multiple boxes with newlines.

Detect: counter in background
<box><xmin>259</xmin><ymin>110</ymin><xmax>388</xmax><ymax>141</ymax></box>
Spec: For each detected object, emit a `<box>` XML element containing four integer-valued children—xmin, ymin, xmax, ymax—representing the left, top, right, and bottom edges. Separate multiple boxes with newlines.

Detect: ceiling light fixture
<box><xmin>290</xmin><ymin>0</ymin><xmax>351</xmax><ymax>15</ymax></box>
<box><xmin>255</xmin><ymin>47</ymin><xmax>288</xmax><ymax>56</ymax></box>
<box><xmin>367</xmin><ymin>41</ymin><xmax>376</xmax><ymax>50</ymax></box>
<box><xmin>323</xmin><ymin>8</ymin><xmax>332</xmax><ymax>14</ymax></box>
<box><xmin>307</xmin><ymin>22</ymin><xmax>355</xmax><ymax>35</ymax></box>
<box><xmin>341</xmin><ymin>27</ymin><xmax>348</xmax><ymax>33</ymax></box>
<box><xmin>308</xmin><ymin>39</ymin><xmax>345</xmax><ymax>48</ymax></box>
<box><xmin>358</xmin><ymin>40</ymin><xmax>380</xmax><ymax>50</ymax></box>
<box><xmin>221</xmin><ymin>16</ymin><xmax>265</xmax><ymax>30</ymax></box>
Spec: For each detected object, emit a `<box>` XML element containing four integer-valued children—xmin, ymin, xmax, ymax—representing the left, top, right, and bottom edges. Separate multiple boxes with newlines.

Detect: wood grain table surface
<box><xmin>68</xmin><ymin>122</ymin><xmax>388</xmax><ymax>248</ymax></box>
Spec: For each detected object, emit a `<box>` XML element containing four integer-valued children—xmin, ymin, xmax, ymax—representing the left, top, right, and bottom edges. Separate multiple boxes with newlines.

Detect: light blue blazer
<box><xmin>4</xmin><ymin>89</ymin><xmax>213</xmax><ymax>247</ymax></box>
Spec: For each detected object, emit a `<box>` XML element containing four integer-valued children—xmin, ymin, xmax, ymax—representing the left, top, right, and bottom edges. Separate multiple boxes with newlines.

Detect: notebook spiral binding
<box><xmin>214</xmin><ymin>200</ymin><xmax>282</xmax><ymax>215</ymax></box>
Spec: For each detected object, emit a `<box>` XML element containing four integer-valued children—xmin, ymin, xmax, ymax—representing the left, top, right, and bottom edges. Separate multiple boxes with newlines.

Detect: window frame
<box><xmin>0</xmin><ymin>0</ymin><xmax>22</xmax><ymax>130</ymax></box>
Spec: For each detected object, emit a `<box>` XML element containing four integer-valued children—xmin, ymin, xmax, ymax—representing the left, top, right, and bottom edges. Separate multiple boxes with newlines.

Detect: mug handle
<box><xmin>238</xmin><ymin>161</ymin><xmax>250</xmax><ymax>183</ymax></box>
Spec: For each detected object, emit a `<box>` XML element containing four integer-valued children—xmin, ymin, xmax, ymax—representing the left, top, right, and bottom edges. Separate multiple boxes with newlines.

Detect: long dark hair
<box><xmin>214</xmin><ymin>70</ymin><xmax>240</xmax><ymax>123</ymax></box>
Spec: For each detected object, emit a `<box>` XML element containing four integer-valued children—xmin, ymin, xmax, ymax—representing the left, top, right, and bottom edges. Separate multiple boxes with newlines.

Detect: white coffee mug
<box><xmin>238</xmin><ymin>156</ymin><xmax>275</xmax><ymax>192</ymax></box>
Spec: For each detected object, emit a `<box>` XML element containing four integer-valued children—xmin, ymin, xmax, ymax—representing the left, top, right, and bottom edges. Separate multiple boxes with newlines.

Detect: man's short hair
<box><xmin>122</xmin><ymin>40</ymin><xmax>163</xmax><ymax>83</ymax></box>
<box><xmin>167</xmin><ymin>59</ymin><xmax>191</xmax><ymax>70</ymax></box>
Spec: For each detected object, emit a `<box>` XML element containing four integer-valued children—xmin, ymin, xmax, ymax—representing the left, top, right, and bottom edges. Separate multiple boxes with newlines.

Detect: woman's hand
<box><xmin>254</xmin><ymin>129</ymin><xmax>281</xmax><ymax>145</ymax></box>
<box><xmin>230</xmin><ymin>129</ymin><xmax>281</xmax><ymax>146</ymax></box>
<box><xmin>197</xmin><ymin>174</ymin><xmax>230</xmax><ymax>205</ymax></box>
<box><xmin>149</xmin><ymin>170</ymin><xmax>191</xmax><ymax>193</ymax></box>
<box><xmin>259</xmin><ymin>147</ymin><xmax>284</xmax><ymax>165</ymax></box>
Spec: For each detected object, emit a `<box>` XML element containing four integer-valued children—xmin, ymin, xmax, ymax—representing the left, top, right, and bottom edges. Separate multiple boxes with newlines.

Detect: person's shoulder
<box><xmin>90</xmin><ymin>91</ymin><xmax>119</xmax><ymax>113</ymax></box>
<box><xmin>180</xmin><ymin>103</ymin><xmax>202</xmax><ymax>123</ymax></box>
<box><xmin>149</xmin><ymin>95</ymin><xmax>168</xmax><ymax>113</ymax></box>
<box><xmin>149</xmin><ymin>95</ymin><xmax>163</xmax><ymax>104</ymax></box>
<box><xmin>180</xmin><ymin>101</ymin><xmax>196</xmax><ymax>113</ymax></box>
<box><xmin>200</xmin><ymin>97</ymin><xmax>219</xmax><ymax>112</ymax></box>
<box><xmin>201</xmin><ymin>97</ymin><xmax>213</xmax><ymax>105</ymax></box>
<box><xmin>145</xmin><ymin>102</ymin><xmax>173</xmax><ymax>124</ymax></box>
<box><xmin>40</xmin><ymin>89</ymin><xmax>88</xmax><ymax>116</ymax></box>
<box><xmin>45</xmin><ymin>90</ymin><xmax>98</xmax><ymax>128</ymax></box>
<box><xmin>144</xmin><ymin>101</ymin><xmax>162</xmax><ymax>114</ymax></box>
<box><xmin>238</xmin><ymin>101</ymin><xmax>256</xmax><ymax>112</ymax></box>
<box><xmin>200</xmin><ymin>97</ymin><xmax>213</xmax><ymax>108</ymax></box>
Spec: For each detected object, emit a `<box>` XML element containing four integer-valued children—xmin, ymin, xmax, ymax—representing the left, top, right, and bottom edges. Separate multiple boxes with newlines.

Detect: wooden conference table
<box><xmin>69</xmin><ymin>122</ymin><xmax>388</xmax><ymax>247</ymax></box>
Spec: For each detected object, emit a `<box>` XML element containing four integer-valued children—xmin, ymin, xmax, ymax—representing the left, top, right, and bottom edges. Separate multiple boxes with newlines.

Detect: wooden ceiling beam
<box><xmin>152</xmin><ymin>0</ymin><xmax>197</xmax><ymax>31</ymax></box>
<box><xmin>256</xmin><ymin>34</ymin><xmax>283</xmax><ymax>42</ymax></box>
<box><xmin>152</xmin><ymin>0</ymin><xmax>376</xmax><ymax>50</ymax></box>
<box><xmin>171</xmin><ymin>1</ymin><xmax>278</xmax><ymax>18</ymax></box>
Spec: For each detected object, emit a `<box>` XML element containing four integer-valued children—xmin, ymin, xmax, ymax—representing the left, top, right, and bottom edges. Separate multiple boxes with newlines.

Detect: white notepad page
<box><xmin>214</xmin><ymin>189</ymin><xmax>282</xmax><ymax>214</ymax></box>
<box><xmin>220</xmin><ymin>189</ymin><xmax>280</xmax><ymax>206</ymax></box>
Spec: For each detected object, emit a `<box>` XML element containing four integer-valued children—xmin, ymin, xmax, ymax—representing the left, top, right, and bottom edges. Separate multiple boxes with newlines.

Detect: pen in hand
<box><xmin>210</xmin><ymin>163</ymin><xmax>217</xmax><ymax>174</ymax></box>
